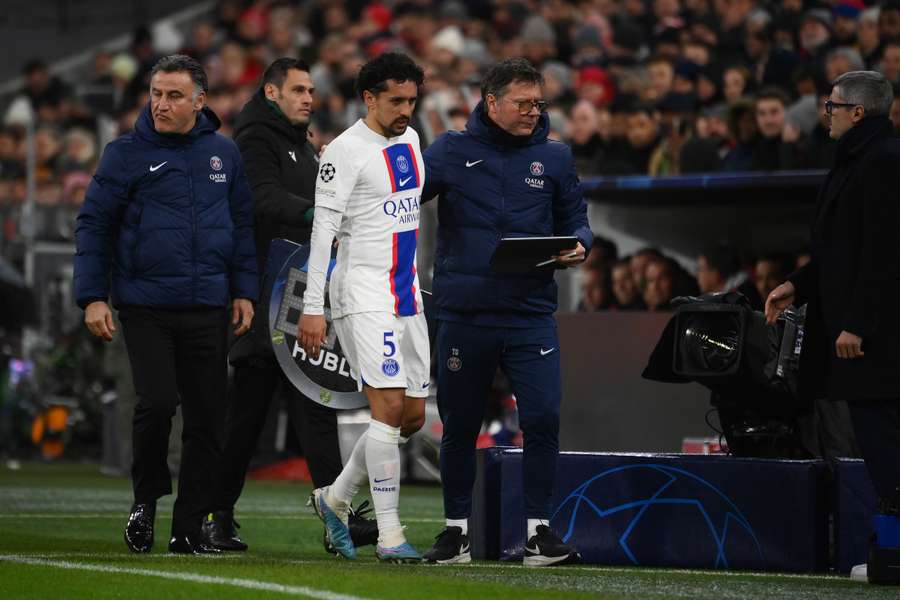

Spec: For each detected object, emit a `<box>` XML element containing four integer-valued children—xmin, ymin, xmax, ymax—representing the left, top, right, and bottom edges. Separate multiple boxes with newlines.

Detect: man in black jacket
<box><xmin>204</xmin><ymin>58</ymin><xmax>376</xmax><ymax>552</ymax></box>
<box><xmin>767</xmin><ymin>71</ymin><xmax>900</xmax><ymax>584</ymax></box>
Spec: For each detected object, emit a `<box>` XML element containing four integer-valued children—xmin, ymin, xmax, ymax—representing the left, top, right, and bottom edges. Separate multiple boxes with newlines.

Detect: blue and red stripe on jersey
<box><xmin>382</xmin><ymin>143</ymin><xmax>421</xmax><ymax>193</ymax></box>
<box><xmin>390</xmin><ymin>229</ymin><xmax>418</xmax><ymax>316</ymax></box>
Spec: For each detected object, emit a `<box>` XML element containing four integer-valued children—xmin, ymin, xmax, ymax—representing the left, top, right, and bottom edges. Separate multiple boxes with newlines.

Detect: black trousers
<box><xmin>847</xmin><ymin>398</ymin><xmax>900</xmax><ymax>508</ymax></box>
<box><xmin>119</xmin><ymin>306</ymin><xmax>228</xmax><ymax>537</ymax></box>
<box><xmin>214</xmin><ymin>357</ymin><xmax>342</xmax><ymax>512</ymax></box>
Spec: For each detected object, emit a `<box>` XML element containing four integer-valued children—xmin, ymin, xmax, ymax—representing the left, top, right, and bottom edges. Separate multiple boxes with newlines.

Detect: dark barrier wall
<box><xmin>557</xmin><ymin>312</ymin><xmax>712</xmax><ymax>453</ymax></box>
<box><xmin>472</xmin><ymin>448</ymin><xmax>830</xmax><ymax>572</ymax></box>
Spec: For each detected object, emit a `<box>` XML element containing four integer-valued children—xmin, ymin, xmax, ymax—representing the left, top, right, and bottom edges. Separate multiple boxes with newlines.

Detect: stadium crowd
<box><xmin>0</xmin><ymin>0</ymin><xmax>889</xmax><ymax>311</ymax></box>
<box><xmin>8</xmin><ymin>0</ymin><xmax>900</xmax><ymax>205</ymax></box>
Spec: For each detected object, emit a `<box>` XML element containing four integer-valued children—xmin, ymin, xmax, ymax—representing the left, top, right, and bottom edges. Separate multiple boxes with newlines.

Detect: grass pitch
<box><xmin>0</xmin><ymin>462</ymin><xmax>895</xmax><ymax>599</ymax></box>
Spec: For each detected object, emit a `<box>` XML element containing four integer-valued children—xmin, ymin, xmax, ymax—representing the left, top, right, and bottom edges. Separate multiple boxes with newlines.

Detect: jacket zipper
<box><xmin>185</xmin><ymin>147</ymin><xmax>197</xmax><ymax>305</ymax></box>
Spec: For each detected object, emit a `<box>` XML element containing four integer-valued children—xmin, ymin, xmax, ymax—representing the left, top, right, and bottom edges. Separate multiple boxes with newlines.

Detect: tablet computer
<box><xmin>489</xmin><ymin>236</ymin><xmax>579</xmax><ymax>274</ymax></box>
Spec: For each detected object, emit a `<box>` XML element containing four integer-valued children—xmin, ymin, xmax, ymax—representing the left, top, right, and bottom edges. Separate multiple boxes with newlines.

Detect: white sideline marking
<box><xmin>0</xmin><ymin>555</ymin><xmax>368</xmax><ymax>600</ymax></box>
<box><xmin>427</xmin><ymin>561</ymin><xmax>842</xmax><ymax>582</ymax></box>
<box><xmin>0</xmin><ymin>514</ymin><xmax>443</xmax><ymax>523</ymax></box>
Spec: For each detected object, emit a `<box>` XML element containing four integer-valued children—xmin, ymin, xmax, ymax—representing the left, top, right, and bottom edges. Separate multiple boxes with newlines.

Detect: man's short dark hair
<box><xmin>700</xmin><ymin>242</ymin><xmax>741</xmax><ymax>279</ymax></box>
<box><xmin>755</xmin><ymin>86</ymin><xmax>790</xmax><ymax>108</ymax></box>
<box><xmin>480</xmin><ymin>58</ymin><xmax>544</xmax><ymax>99</ymax></box>
<box><xmin>150</xmin><ymin>54</ymin><xmax>209</xmax><ymax>96</ymax></box>
<box><xmin>262</xmin><ymin>57</ymin><xmax>311</xmax><ymax>90</ymax></box>
<box><xmin>355</xmin><ymin>52</ymin><xmax>424</xmax><ymax>100</ymax></box>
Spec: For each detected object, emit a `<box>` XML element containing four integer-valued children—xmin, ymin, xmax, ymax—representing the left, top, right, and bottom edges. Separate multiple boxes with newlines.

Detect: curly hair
<box><xmin>355</xmin><ymin>52</ymin><xmax>424</xmax><ymax>100</ymax></box>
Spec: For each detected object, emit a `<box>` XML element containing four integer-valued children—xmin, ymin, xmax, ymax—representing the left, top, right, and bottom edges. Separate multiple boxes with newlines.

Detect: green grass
<box><xmin>0</xmin><ymin>462</ymin><xmax>895</xmax><ymax>599</ymax></box>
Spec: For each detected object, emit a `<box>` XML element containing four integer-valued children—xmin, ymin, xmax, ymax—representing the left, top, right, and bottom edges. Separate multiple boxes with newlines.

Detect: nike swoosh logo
<box><xmin>399</xmin><ymin>176</ymin><xmax>412</xmax><ymax>186</ymax></box>
<box><xmin>149</xmin><ymin>161</ymin><xmax>167</xmax><ymax>172</ymax></box>
<box><xmin>540</xmin><ymin>348</ymin><xmax>556</xmax><ymax>356</ymax></box>
<box><xmin>525</xmin><ymin>545</ymin><xmax>540</xmax><ymax>554</ymax></box>
<box><xmin>465</xmin><ymin>160</ymin><xmax>483</xmax><ymax>167</ymax></box>
<box><xmin>374</xmin><ymin>477</ymin><xmax>392</xmax><ymax>483</ymax></box>
<box><xmin>460</xmin><ymin>543</ymin><xmax>470</xmax><ymax>553</ymax></box>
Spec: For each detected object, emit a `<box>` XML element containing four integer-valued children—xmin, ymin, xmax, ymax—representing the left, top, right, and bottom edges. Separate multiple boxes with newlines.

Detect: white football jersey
<box><xmin>312</xmin><ymin>119</ymin><xmax>425</xmax><ymax>319</ymax></box>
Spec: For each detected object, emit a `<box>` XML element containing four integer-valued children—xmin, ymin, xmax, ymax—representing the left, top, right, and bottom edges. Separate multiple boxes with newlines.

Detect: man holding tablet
<box><xmin>421</xmin><ymin>58</ymin><xmax>592</xmax><ymax>566</ymax></box>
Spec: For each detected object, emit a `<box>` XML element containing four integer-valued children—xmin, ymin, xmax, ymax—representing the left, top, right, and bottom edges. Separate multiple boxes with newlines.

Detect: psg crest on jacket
<box><xmin>267</xmin><ymin>239</ymin><xmax>367</xmax><ymax>409</ymax></box>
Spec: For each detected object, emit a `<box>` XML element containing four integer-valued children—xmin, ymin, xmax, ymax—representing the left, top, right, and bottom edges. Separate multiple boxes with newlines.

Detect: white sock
<box><xmin>328</xmin><ymin>431</ymin><xmax>368</xmax><ymax>506</ymax></box>
<box><xmin>366</xmin><ymin>419</ymin><xmax>405</xmax><ymax>547</ymax></box>
<box><xmin>447</xmin><ymin>518</ymin><xmax>468</xmax><ymax>535</ymax></box>
<box><xmin>527</xmin><ymin>518</ymin><xmax>549</xmax><ymax>539</ymax></box>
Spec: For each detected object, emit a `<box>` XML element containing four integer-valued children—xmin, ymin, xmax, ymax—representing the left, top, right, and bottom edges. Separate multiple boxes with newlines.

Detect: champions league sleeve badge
<box><xmin>266</xmin><ymin>239</ymin><xmax>367</xmax><ymax>409</ymax></box>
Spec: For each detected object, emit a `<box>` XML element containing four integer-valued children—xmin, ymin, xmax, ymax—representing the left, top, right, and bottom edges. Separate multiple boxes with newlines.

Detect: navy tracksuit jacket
<box><xmin>423</xmin><ymin>102</ymin><xmax>592</xmax><ymax>520</ymax></box>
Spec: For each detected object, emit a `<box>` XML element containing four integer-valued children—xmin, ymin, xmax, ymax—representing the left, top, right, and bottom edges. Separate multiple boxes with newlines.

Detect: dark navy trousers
<box><xmin>436</xmin><ymin>319</ymin><xmax>561</xmax><ymax>520</ymax></box>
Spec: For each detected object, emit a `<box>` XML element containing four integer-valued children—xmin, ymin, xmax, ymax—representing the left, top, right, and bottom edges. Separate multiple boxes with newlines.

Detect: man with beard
<box><xmin>204</xmin><ymin>58</ymin><xmax>377</xmax><ymax>553</ymax></box>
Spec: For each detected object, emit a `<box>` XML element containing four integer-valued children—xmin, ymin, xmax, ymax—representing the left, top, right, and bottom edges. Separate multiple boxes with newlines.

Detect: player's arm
<box><xmin>552</xmin><ymin>146</ymin><xmax>592</xmax><ymax>267</ymax></box>
<box><xmin>299</xmin><ymin>143</ymin><xmax>354</xmax><ymax>357</ymax></box>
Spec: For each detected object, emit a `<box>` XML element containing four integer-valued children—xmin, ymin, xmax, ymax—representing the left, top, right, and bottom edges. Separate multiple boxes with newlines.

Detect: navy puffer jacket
<box><xmin>423</xmin><ymin>102</ymin><xmax>592</xmax><ymax>327</ymax></box>
<box><xmin>74</xmin><ymin>104</ymin><xmax>258</xmax><ymax>309</ymax></box>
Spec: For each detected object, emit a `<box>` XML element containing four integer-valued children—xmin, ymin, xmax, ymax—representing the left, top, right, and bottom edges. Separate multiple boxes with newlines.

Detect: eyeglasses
<box><xmin>504</xmin><ymin>98</ymin><xmax>550</xmax><ymax>115</ymax></box>
<box><xmin>825</xmin><ymin>100</ymin><xmax>859</xmax><ymax>115</ymax></box>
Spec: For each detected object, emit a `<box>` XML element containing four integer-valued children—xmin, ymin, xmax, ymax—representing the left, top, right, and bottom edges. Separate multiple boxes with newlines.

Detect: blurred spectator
<box><xmin>568</xmin><ymin>100</ymin><xmax>611</xmax><ymax>174</ymax></box>
<box><xmin>722</xmin><ymin>99</ymin><xmax>758</xmax><ymax>170</ymax></box>
<box><xmin>723</xmin><ymin>64</ymin><xmax>753</xmax><ymax>105</ymax></box>
<box><xmin>751</xmin><ymin>87</ymin><xmax>793</xmax><ymax>170</ymax></box>
<box><xmin>577</xmin><ymin>265</ymin><xmax>614</xmax><ymax>311</ymax></box>
<box><xmin>611</xmin><ymin>259</ymin><xmax>646</xmax><ymax>310</ymax></box>
<box><xmin>833</xmin><ymin>0</ymin><xmax>865</xmax><ymax>47</ymax></box>
<box><xmin>798</xmin><ymin>9</ymin><xmax>835</xmax><ymax>65</ymax></box>
<box><xmin>754</xmin><ymin>253</ymin><xmax>793</xmax><ymax>306</ymax></box>
<box><xmin>879</xmin><ymin>2</ymin><xmax>900</xmax><ymax>42</ymax></box>
<box><xmin>879</xmin><ymin>40</ymin><xmax>900</xmax><ymax>83</ymax></box>
<box><xmin>825</xmin><ymin>47</ymin><xmax>865</xmax><ymax>83</ymax></box>
<box><xmin>859</xmin><ymin>7</ymin><xmax>883</xmax><ymax>68</ymax></box>
<box><xmin>697</xmin><ymin>242</ymin><xmax>761</xmax><ymax>308</ymax></box>
<box><xmin>643</xmin><ymin>257</ymin><xmax>677</xmax><ymax>311</ymax></box>
<box><xmin>630</xmin><ymin>247</ymin><xmax>664</xmax><ymax>293</ymax></box>
<box><xmin>600</xmin><ymin>104</ymin><xmax>660</xmax><ymax>174</ymax></box>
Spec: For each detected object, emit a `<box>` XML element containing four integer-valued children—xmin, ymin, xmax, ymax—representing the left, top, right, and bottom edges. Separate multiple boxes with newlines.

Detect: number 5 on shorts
<box><xmin>383</xmin><ymin>331</ymin><xmax>396</xmax><ymax>357</ymax></box>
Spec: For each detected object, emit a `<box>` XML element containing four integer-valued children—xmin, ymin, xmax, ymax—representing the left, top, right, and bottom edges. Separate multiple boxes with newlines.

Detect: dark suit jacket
<box><xmin>789</xmin><ymin>116</ymin><xmax>900</xmax><ymax>400</ymax></box>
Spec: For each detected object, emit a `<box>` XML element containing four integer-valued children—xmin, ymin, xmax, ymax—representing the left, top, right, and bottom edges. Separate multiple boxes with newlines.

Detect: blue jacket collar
<box><xmin>466</xmin><ymin>100</ymin><xmax>549</xmax><ymax>148</ymax></box>
<box><xmin>134</xmin><ymin>103</ymin><xmax>221</xmax><ymax>147</ymax></box>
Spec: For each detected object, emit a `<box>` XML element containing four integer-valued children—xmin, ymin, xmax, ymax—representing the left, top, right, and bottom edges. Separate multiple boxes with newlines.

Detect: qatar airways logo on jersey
<box><xmin>383</xmin><ymin>195</ymin><xmax>420</xmax><ymax>225</ymax></box>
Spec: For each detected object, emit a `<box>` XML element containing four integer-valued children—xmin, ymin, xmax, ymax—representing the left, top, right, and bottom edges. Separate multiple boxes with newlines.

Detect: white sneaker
<box><xmin>850</xmin><ymin>563</ymin><xmax>868</xmax><ymax>582</ymax></box>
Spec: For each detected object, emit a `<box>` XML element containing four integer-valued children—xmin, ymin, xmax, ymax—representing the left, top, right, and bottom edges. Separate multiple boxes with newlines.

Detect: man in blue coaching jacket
<box><xmin>74</xmin><ymin>55</ymin><xmax>257</xmax><ymax>554</ymax></box>
<box><xmin>421</xmin><ymin>58</ymin><xmax>592</xmax><ymax>566</ymax></box>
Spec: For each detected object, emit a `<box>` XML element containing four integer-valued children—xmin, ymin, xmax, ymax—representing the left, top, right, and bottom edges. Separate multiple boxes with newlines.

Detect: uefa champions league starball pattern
<box><xmin>550</xmin><ymin>464</ymin><xmax>765</xmax><ymax>569</ymax></box>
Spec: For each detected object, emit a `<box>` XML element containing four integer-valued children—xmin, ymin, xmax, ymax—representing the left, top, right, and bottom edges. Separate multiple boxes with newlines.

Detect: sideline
<box><xmin>0</xmin><ymin>555</ymin><xmax>369</xmax><ymax>600</ymax></box>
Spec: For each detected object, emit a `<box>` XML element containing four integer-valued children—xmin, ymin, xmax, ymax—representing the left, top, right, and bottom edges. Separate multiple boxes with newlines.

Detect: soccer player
<box><xmin>298</xmin><ymin>52</ymin><xmax>428</xmax><ymax>563</ymax></box>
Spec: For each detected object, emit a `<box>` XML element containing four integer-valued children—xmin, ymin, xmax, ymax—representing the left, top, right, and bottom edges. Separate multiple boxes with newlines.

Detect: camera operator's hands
<box><xmin>764</xmin><ymin>281</ymin><xmax>795</xmax><ymax>324</ymax></box>
<box><xmin>554</xmin><ymin>242</ymin><xmax>586</xmax><ymax>268</ymax></box>
<box><xmin>298</xmin><ymin>313</ymin><xmax>327</xmax><ymax>359</ymax></box>
<box><xmin>836</xmin><ymin>330</ymin><xmax>864</xmax><ymax>359</ymax></box>
<box><xmin>85</xmin><ymin>301</ymin><xmax>115</xmax><ymax>342</ymax></box>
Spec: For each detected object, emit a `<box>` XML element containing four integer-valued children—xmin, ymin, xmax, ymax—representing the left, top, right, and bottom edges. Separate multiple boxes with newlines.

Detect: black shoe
<box><xmin>523</xmin><ymin>525</ymin><xmax>580</xmax><ymax>567</ymax></box>
<box><xmin>168</xmin><ymin>534</ymin><xmax>223</xmax><ymax>554</ymax></box>
<box><xmin>124</xmin><ymin>503</ymin><xmax>155</xmax><ymax>553</ymax></box>
<box><xmin>349</xmin><ymin>500</ymin><xmax>379</xmax><ymax>548</ymax></box>
<box><xmin>202</xmin><ymin>510</ymin><xmax>248</xmax><ymax>551</ymax></box>
<box><xmin>424</xmin><ymin>526</ymin><xmax>471</xmax><ymax>564</ymax></box>
<box><xmin>319</xmin><ymin>499</ymin><xmax>380</xmax><ymax>555</ymax></box>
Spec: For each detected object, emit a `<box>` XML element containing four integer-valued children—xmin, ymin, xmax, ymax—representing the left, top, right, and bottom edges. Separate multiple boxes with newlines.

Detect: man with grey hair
<box><xmin>75</xmin><ymin>54</ymin><xmax>257</xmax><ymax>554</ymax></box>
<box><xmin>766</xmin><ymin>70</ymin><xmax>900</xmax><ymax>584</ymax></box>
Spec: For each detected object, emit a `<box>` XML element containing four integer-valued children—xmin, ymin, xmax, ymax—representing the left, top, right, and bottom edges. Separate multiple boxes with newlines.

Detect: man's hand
<box><xmin>232</xmin><ymin>299</ymin><xmax>254</xmax><ymax>336</ymax></box>
<box><xmin>836</xmin><ymin>330</ymin><xmax>864</xmax><ymax>359</ymax></box>
<box><xmin>765</xmin><ymin>281</ymin><xmax>795</xmax><ymax>324</ymax></box>
<box><xmin>555</xmin><ymin>242</ymin><xmax>586</xmax><ymax>268</ymax></box>
<box><xmin>85</xmin><ymin>301</ymin><xmax>115</xmax><ymax>342</ymax></box>
<box><xmin>298</xmin><ymin>313</ymin><xmax>327</xmax><ymax>359</ymax></box>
